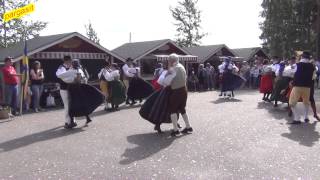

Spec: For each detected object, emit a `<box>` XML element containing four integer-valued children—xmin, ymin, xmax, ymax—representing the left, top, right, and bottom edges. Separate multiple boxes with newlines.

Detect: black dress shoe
<box><xmin>290</xmin><ymin>121</ymin><xmax>301</xmax><ymax>125</ymax></box>
<box><xmin>177</xmin><ymin>123</ymin><xmax>182</xmax><ymax>129</ymax></box>
<box><xmin>171</xmin><ymin>130</ymin><xmax>180</xmax><ymax>137</ymax></box>
<box><xmin>304</xmin><ymin>118</ymin><xmax>310</xmax><ymax>123</ymax></box>
<box><xmin>181</xmin><ymin>127</ymin><xmax>193</xmax><ymax>134</ymax></box>
<box><xmin>314</xmin><ymin>115</ymin><xmax>320</xmax><ymax>121</ymax></box>
<box><xmin>69</xmin><ymin>122</ymin><xmax>77</xmax><ymax>128</ymax></box>
<box><xmin>64</xmin><ymin>123</ymin><xmax>71</xmax><ymax>129</ymax></box>
<box><xmin>86</xmin><ymin>117</ymin><xmax>92</xmax><ymax>124</ymax></box>
<box><xmin>154</xmin><ymin>125</ymin><xmax>163</xmax><ymax>133</ymax></box>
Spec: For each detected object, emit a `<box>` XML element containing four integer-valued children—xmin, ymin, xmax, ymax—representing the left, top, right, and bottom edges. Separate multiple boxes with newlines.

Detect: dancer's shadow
<box><xmin>0</xmin><ymin>126</ymin><xmax>85</xmax><ymax>153</ymax></box>
<box><xmin>212</xmin><ymin>98</ymin><xmax>242</xmax><ymax>104</ymax></box>
<box><xmin>257</xmin><ymin>102</ymin><xmax>291</xmax><ymax>121</ymax></box>
<box><xmin>281</xmin><ymin>122</ymin><xmax>320</xmax><ymax>147</ymax></box>
<box><xmin>119</xmin><ymin>131</ymin><xmax>183</xmax><ymax>165</ymax></box>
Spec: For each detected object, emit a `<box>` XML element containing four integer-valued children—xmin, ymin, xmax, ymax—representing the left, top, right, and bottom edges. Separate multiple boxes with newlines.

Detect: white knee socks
<box><xmin>182</xmin><ymin>113</ymin><xmax>191</xmax><ymax>128</ymax></box>
<box><xmin>291</xmin><ymin>105</ymin><xmax>299</xmax><ymax>121</ymax></box>
<box><xmin>170</xmin><ymin>114</ymin><xmax>179</xmax><ymax>131</ymax></box>
<box><xmin>304</xmin><ymin>104</ymin><xmax>309</xmax><ymax>120</ymax></box>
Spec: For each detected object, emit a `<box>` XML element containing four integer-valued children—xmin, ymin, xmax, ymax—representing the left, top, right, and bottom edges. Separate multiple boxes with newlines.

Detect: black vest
<box><xmin>293</xmin><ymin>62</ymin><xmax>314</xmax><ymax>87</ymax></box>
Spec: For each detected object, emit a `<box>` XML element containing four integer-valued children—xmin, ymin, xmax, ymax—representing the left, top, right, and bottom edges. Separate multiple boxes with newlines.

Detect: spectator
<box><xmin>1</xmin><ymin>57</ymin><xmax>22</xmax><ymax>116</ymax></box>
<box><xmin>197</xmin><ymin>64</ymin><xmax>206</xmax><ymax>91</ymax></box>
<box><xmin>30</xmin><ymin>61</ymin><xmax>45</xmax><ymax>112</ymax></box>
<box><xmin>205</xmin><ymin>63</ymin><xmax>214</xmax><ymax>90</ymax></box>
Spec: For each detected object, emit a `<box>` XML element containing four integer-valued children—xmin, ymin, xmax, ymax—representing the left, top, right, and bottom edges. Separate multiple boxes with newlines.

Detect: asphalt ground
<box><xmin>0</xmin><ymin>90</ymin><xmax>320</xmax><ymax>179</ymax></box>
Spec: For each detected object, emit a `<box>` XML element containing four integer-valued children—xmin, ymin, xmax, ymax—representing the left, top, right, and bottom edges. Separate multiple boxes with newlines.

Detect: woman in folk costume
<box><xmin>270</xmin><ymin>60</ymin><xmax>291</xmax><ymax>107</ymax></box>
<box><xmin>151</xmin><ymin>63</ymin><xmax>164</xmax><ymax>91</ymax></box>
<box><xmin>65</xmin><ymin>59</ymin><xmax>104</xmax><ymax>128</ymax></box>
<box><xmin>107</xmin><ymin>63</ymin><xmax>127</xmax><ymax>111</ymax></box>
<box><xmin>259</xmin><ymin>60</ymin><xmax>273</xmax><ymax>102</ymax></box>
<box><xmin>127</xmin><ymin>62</ymin><xmax>154</xmax><ymax>105</ymax></box>
<box><xmin>139</xmin><ymin>60</ymin><xmax>181</xmax><ymax>133</ymax></box>
<box><xmin>98</xmin><ymin>59</ymin><xmax>112</xmax><ymax>111</ymax></box>
<box><xmin>218</xmin><ymin>57</ymin><xmax>244</xmax><ymax>98</ymax></box>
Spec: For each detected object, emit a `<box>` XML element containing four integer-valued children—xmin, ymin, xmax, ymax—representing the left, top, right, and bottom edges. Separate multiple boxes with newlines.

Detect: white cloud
<box><xmin>28</xmin><ymin>0</ymin><xmax>263</xmax><ymax>49</ymax></box>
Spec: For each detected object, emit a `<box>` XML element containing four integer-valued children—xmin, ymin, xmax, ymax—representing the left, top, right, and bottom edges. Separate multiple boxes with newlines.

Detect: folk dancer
<box><xmin>140</xmin><ymin>59</ymin><xmax>181</xmax><ymax>133</ymax></box>
<box><xmin>65</xmin><ymin>59</ymin><xmax>104</xmax><ymax>128</ymax></box>
<box><xmin>260</xmin><ymin>60</ymin><xmax>273</xmax><ymax>102</ymax></box>
<box><xmin>98</xmin><ymin>60</ymin><xmax>112</xmax><ymax>111</ymax></box>
<box><xmin>122</xmin><ymin>58</ymin><xmax>134</xmax><ymax>104</ymax></box>
<box><xmin>126</xmin><ymin>62</ymin><xmax>154</xmax><ymax>105</ymax></box>
<box><xmin>56</xmin><ymin>56</ymin><xmax>77</xmax><ymax>129</ymax></box>
<box><xmin>289</xmin><ymin>52</ymin><xmax>315</xmax><ymax>124</ymax></box>
<box><xmin>107</xmin><ymin>63</ymin><xmax>127</xmax><ymax>111</ymax></box>
<box><xmin>218</xmin><ymin>57</ymin><xmax>243</xmax><ymax>98</ymax></box>
<box><xmin>167</xmin><ymin>54</ymin><xmax>193</xmax><ymax>136</ymax></box>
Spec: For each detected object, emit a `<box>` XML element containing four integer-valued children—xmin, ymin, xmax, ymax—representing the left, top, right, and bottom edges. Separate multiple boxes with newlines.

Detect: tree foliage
<box><xmin>260</xmin><ymin>0</ymin><xmax>317</xmax><ymax>58</ymax></box>
<box><xmin>0</xmin><ymin>0</ymin><xmax>48</xmax><ymax>48</ymax></box>
<box><xmin>85</xmin><ymin>21</ymin><xmax>100</xmax><ymax>45</ymax></box>
<box><xmin>170</xmin><ymin>0</ymin><xmax>207</xmax><ymax>47</ymax></box>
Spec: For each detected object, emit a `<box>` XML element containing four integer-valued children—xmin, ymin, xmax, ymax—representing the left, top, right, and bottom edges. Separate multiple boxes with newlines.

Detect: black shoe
<box><xmin>64</xmin><ymin>123</ymin><xmax>71</xmax><ymax>129</ymax></box>
<box><xmin>177</xmin><ymin>123</ymin><xmax>182</xmax><ymax>129</ymax></box>
<box><xmin>290</xmin><ymin>120</ymin><xmax>302</xmax><ymax>125</ymax></box>
<box><xmin>130</xmin><ymin>101</ymin><xmax>137</xmax><ymax>106</ymax></box>
<box><xmin>171</xmin><ymin>130</ymin><xmax>180</xmax><ymax>137</ymax></box>
<box><xmin>181</xmin><ymin>127</ymin><xmax>193</xmax><ymax>134</ymax></box>
<box><xmin>69</xmin><ymin>122</ymin><xmax>77</xmax><ymax>128</ymax></box>
<box><xmin>304</xmin><ymin>118</ymin><xmax>310</xmax><ymax>123</ymax></box>
<box><xmin>86</xmin><ymin>117</ymin><xmax>92</xmax><ymax>124</ymax></box>
<box><xmin>314</xmin><ymin>115</ymin><xmax>320</xmax><ymax>121</ymax></box>
<box><xmin>125</xmin><ymin>100</ymin><xmax>130</xmax><ymax>105</ymax></box>
<box><xmin>154</xmin><ymin>125</ymin><xmax>162</xmax><ymax>133</ymax></box>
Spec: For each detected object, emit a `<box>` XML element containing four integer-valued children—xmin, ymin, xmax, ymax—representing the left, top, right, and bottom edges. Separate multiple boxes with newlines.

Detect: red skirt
<box><xmin>260</xmin><ymin>74</ymin><xmax>273</xmax><ymax>93</ymax></box>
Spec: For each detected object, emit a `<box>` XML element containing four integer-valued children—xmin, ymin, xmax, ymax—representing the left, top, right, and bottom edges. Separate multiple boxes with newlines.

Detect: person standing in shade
<box><xmin>122</xmin><ymin>58</ymin><xmax>135</xmax><ymax>104</ymax></box>
<box><xmin>1</xmin><ymin>57</ymin><xmax>22</xmax><ymax>116</ymax></box>
<box><xmin>30</xmin><ymin>61</ymin><xmax>44</xmax><ymax>112</ymax></box>
<box><xmin>166</xmin><ymin>54</ymin><xmax>193</xmax><ymax>136</ymax></box>
<box><xmin>289</xmin><ymin>52</ymin><xmax>315</xmax><ymax>124</ymax></box>
<box><xmin>56</xmin><ymin>55</ymin><xmax>77</xmax><ymax>129</ymax></box>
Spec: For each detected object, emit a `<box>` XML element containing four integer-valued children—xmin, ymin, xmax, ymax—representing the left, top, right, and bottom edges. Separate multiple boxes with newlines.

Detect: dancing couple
<box><xmin>140</xmin><ymin>54</ymin><xmax>193</xmax><ymax>136</ymax></box>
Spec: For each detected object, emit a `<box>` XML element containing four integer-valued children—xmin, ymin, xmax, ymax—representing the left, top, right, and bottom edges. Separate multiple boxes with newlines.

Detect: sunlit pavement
<box><xmin>1</xmin><ymin>89</ymin><xmax>320</xmax><ymax>179</ymax></box>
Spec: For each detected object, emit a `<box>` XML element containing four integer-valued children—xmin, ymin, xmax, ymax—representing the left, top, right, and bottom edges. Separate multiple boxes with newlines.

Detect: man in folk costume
<box><xmin>289</xmin><ymin>52</ymin><xmax>315</xmax><ymax>124</ymax></box>
<box><xmin>166</xmin><ymin>54</ymin><xmax>193</xmax><ymax>136</ymax></box>
<box><xmin>56</xmin><ymin>55</ymin><xmax>77</xmax><ymax>129</ymax></box>
<box><xmin>122</xmin><ymin>58</ymin><xmax>134</xmax><ymax>104</ymax></box>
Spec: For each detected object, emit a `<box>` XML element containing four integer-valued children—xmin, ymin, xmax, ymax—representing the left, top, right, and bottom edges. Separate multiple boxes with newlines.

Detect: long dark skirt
<box><xmin>68</xmin><ymin>84</ymin><xmax>104</xmax><ymax>117</ymax></box>
<box><xmin>139</xmin><ymin>88</ymin><xmax>174</xmax><ymax>125</ymax></box>
<box><xmin>108</xmin><ymin>80</ymin><xmax>126</xmax><ymax>106</ymax></box>
<box><xmin>127</xmin><ymin>77</ymin><xmax>154</xmax><ymax>99</ymax></box>
<box><xmin>221</xmin><ymin>72</ymin><xmax>245</xmax><ymax>92</ymax></box>
<box><xmin>270</xmin><ymin>77</ymin><xmax>291</xmax><ymax>102</ymax></box>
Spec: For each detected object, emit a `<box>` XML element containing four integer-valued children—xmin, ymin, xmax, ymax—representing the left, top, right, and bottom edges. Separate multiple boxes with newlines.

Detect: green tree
<box><xmin>85</xmin><ymin>21</ymin><xmax>100</xmax><ymax>45</ymax></box>
<box><xmin>0</xmin><ymin>0</ymin><xmax>48</xmax><ymax>48</ymax></box>
<box><xmin>170</xmin><ymin>0</ymin><xmax>207</xmax><ymax>47</ymax></box>
<box><xmin>260</xmin><ymin>0</ymin><xmax>317</xmax><ymax>58</ymax></box>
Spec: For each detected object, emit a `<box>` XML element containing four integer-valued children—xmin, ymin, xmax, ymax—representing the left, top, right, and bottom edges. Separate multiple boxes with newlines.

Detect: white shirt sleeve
<box><xmin>233</xmin><ymin>65</ymin><xmax>239</xmax><ymax>72</ymax></box>
<box><xmin>59</xmin><ymin>69</ymin><xmax>78</xmax><ymax>83</ymax></box>
<box><xmin>122</xmin><ymin>64</ymin><xmax>134</xmax><ymax>77</ymax></box>
<box><xmin>157</xmin><ymin>70</ymin><xmax>176</xmax><ymax>87</ymax></box>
